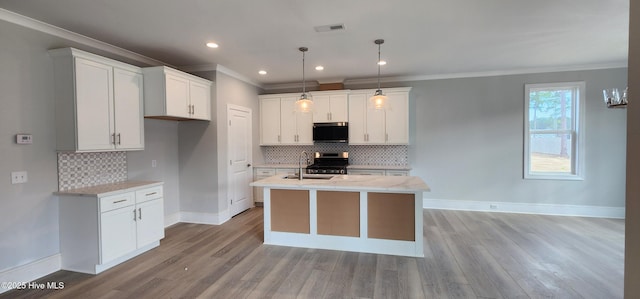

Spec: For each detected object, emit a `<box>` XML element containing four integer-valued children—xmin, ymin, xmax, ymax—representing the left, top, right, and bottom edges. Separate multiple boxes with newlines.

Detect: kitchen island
<box><xmin>250</xmin><ymin>174</ymin><xmax>429</xmax><ymax>257</ymax></box>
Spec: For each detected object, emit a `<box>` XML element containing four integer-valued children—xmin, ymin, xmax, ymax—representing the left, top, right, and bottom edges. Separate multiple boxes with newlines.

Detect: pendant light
<box><xmin>370</xmin><ymin>39</ymin><xmax>388</xmax><ymax>110</ymax></box>
<box><xmin>295</xmin><ymin>47</ymin><xmax>313</xmax><ymax>113</ymax></box>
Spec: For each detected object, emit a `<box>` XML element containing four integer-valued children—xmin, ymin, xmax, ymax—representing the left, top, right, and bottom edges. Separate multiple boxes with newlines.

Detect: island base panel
<box><xmin>270</xmin><ymin>189</ymin><xmax>310</xmax><ymax>234</ymax></box>
<box><xmin>317</xmin><ymin>191</ymin><xmax>360</xmax><ymax>237</ymax></box>
<box><xmin>368</xmin><ymin>192</ymin><xmax>415</xmax><ymax>241</ymax></box>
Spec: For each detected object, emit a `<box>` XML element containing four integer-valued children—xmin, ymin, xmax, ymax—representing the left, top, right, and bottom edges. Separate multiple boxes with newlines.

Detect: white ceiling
<box><xmin>0</xmin><ymin>0</ymin><xmax>630</xmax><ymax>88</ymax></box>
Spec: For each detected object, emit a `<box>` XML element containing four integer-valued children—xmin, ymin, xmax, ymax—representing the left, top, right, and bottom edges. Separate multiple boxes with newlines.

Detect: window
<box><xmin>524</xmin><ymin>82</ymin><xmax>585</xmax><ymax>180</ymax></box>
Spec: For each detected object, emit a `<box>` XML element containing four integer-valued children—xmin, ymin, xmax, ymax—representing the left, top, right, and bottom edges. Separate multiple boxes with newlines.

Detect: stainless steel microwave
<box><xmin>313</xmin><ymin>122</ymin><xmax>348</xmax><ymax>143</ymax></box>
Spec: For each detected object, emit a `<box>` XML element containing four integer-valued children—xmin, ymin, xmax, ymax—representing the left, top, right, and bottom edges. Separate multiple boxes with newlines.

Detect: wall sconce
<box><xmin>603</xmin><ymin>87</ymin><xmax>628</xmax><ymax>108</ymax></box>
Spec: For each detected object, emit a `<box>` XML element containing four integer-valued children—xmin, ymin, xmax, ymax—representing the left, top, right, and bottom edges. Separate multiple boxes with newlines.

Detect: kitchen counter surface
<box><xmin>251</xmin><ymin>174</ymin><xmax>429</xmax><ymax>192</ymax></box>
<box><xmin>54</xmin><ymin>180</ymin><xmax>163</xmax><ymax>197</ymax></box>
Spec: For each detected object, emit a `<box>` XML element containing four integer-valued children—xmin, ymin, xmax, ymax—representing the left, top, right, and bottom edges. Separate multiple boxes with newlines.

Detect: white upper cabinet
<box><xmin>260</xmin><ymin>97</ymin><xmax>282</xmax><ymax>145</ymax></box>
<box><xmin>142</xmin><ymin>66</ymin><xmax>211</xmax><ymax>121</ymax></box>
<box><xmin>259</xmin><ymin>95</ymin><xmax>313</xmax><ymax>145</ymax></box>
<box><xmin>281</xmin><ymin>97</ymin><xmax>313</xmax><ymax>144</ymax></box>
<box><xmin>348</xmin><ymin>87</ymin><xmax>411</xmax><ymax>145</ymax></box>
<box><xmin>49</xmin><ymin>48</ymin><xmax>144</xmax><ymax>152</ymax></box>
<box><xmin>310</xmin><ymin>91</ymin><xmax>349</xmax><ymax>122</ymax></box>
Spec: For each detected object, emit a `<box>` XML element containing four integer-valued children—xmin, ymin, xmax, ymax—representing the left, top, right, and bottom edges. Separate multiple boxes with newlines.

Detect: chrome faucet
<box><xmin>298</xmin><ymin>151</ymin><xmax>311</xmax><ymax>180</ymax></box>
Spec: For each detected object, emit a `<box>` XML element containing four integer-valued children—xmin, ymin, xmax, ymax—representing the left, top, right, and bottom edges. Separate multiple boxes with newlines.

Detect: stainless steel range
<box><xmin>306</xmin><ymin>152</ymin><xmax>349</xmax><ymax>174</ymax></box>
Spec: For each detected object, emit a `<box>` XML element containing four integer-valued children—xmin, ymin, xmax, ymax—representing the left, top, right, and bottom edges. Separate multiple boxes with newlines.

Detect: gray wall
<box><xmin>0</xmin><ymin>20</ymin><xmax>60</xmax><ymax>271</ymax></box>
<box><xmin>177</xmin><ymin>71</ymin><xmax>261</xmax><ymax>216</ymax></box>
<box><xmin>404</xmin><ymin>69</ymin><xmax>627</xmax><ymax>207</ymax></box>
<box><xmin>213</xmin><ymin>72</ymin><xmax>262</xmax><ymax>214</ymax></box>
<box><xmin>127</xmin><ymin>119</ymin><xmax>181</xmax><ymax>218</ymax></box>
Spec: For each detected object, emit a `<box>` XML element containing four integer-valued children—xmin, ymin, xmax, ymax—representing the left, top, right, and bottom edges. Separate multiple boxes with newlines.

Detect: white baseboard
<box><xmin>164</xmin><ymin>212</ymin><xmax>181</xmax><ymax>227</ymax></box>
<box><xmin>423</xmin><ymin>198</ymin><xmax>625</xmax><ymax>219</ymax></box>
<box><xmin>0</xmin><ymin>254</ymin><xmax>61</xmax><ymax>294</ymax></box>
<box><xmin>179</xmin><ymin>210</ymin><xmax>230</xmax><ymax>225</ymax></box>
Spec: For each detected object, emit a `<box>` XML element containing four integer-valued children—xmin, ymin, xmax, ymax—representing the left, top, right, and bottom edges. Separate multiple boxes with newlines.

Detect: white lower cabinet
<box><xmin>59</xmin><ymin>184</ymin><xmax>164</xmax><ymax>274</ymax></box>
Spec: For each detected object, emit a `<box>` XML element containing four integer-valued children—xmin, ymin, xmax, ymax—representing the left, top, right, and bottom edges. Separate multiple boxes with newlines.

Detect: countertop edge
<box><xmin>250</xmin><ymin>175</ymin><xmax>429</xmax><ymax>192</ymax></box>
<box><xmin>253</xmin><ymin>164</ymin><xmax>412</xmax><ymax>171</ymax></box>
<box><xmin>54</xmin><ymin>181</ymin><xmax>163</xmax><ymax>197</ymax></box>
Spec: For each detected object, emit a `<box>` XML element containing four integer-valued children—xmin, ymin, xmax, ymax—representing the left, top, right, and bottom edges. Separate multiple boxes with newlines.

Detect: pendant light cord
<box><xmin>377</xmin><ymin>42</ymin><xmax>381</xmax><ymax>90</ymax></box>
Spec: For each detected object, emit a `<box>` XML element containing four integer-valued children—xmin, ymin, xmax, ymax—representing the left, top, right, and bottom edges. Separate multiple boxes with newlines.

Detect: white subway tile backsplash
<box><xmin>57</xmin><ymin>152</ymin><xmax>127</xmax><ymax>191</ymax></box>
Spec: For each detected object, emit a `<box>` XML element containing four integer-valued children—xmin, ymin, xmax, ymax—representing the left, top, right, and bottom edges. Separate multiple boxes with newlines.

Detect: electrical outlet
<box><xmin>489</xmin><ymin>204</ymin><xmax>498</xmax><ymax>210</ymax></box>
<box><xmin>11</xmin><ymin>171</ymin><xmax>28</xmax><ymax>184</ymax></box>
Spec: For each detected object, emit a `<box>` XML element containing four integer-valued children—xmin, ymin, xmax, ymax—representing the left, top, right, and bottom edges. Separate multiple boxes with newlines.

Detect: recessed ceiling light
<box><xmin>315</xmin><ymin>66</ymin><xmax>324</xmax><ymax>71</ymax></box>
<box><xmin>206</xmin><ymin>42</ymin><xmax>219</xmax><ymax>48</ymax></box>
<box><xmin>378</xmin><ymin>60</ymin><xmax>387</xmax><ymax>66</ymax></box>
<box><xmin>258</xmin><ymin>70</ymin><xmax>267</xmax><ymax>75</ymax></box>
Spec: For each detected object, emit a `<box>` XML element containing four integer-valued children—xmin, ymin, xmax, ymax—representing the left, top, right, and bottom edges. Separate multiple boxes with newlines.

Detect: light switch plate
<box><xmin>11</xmin><ymin>171</ymin><xmax>28</xmax><ymax>184</ymax></box>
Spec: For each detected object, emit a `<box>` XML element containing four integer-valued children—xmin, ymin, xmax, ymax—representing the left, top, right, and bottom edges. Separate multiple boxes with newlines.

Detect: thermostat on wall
<box><xmin>16</xmin><ymin>134</ymin><xmax>32</xmax><ymax>144</ymax></box>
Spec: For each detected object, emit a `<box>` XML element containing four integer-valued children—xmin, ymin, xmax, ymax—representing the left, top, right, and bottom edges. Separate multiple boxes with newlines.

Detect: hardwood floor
<box><xmin>1</xmin><ymin>208</ymin><xmax>624</xmax><ymax>299</ymax></box>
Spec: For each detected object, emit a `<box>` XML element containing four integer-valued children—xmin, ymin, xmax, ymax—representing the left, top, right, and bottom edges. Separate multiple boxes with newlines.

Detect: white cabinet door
<box><xmin>312</xmin><ymin>95</ymin><xmax>332</xmax><ymax>122</ymax></box>
<box><xmin>313</xmin><ymin>93</ymin><xmax>348</xmax><ymax>122</ymax></box>
<box><xmin>189</xmin><ymin>80</ymin><xmax>211</xmax><ymax>120</ymax></box>
<box><xmin>260</xmin><ymin>97</ymin><xmax>282</xmax><ymax>145</ymax></box>
<box><xmin>113</xmin><ymin>68</ymin><xmax>144</xmax><ymax>150</ymax></box>
<box><xmin>329</xmin><ymin>94</ymin><xmax>348</xmax><ymax>122</ymax></box>
<box><xmin>165</xmin><ymin>73</ymin><xmax>190</xmax><ymax>118</ymax></box>
<box><xmin>296</xmin><ymin>107</ymin><xmax>313</xmax><ymax>144</ymax></box>
<box><xmin>75</xmin><ymin>57</ymin><xmax>115</xmax><ymax>151</ymax></box>
<box><xmin>279</xmin><ymin>96</ymin><xmax>313</xmax><ymax>144</ymax></box>
<box><xmin>280</xmin><ymin>97</ymin><xmax>299</xmax><ymax>144</ymax></box>
<box><xmin>384</xmin><ymin>91</ymin><xmax>409</xmax><ymax>144</ymax></box>
<box><xmin>366</xmin><ymin>104</ymin><xmax>386</xmax><ymax>143</ymax></box>
<box><xmin>135</xmin><ymin>199</ymin><xmax>165</xmax><ymax>248</ymax></box>
<box><xmin>348</xmin><ymin>93</ymin><xmax>368</xmax><ymax>144</ymax></box>
<box><xmin>100</xmin><ymin>206</ymin><xmax>136</xmax><ymax>263</ymax></box>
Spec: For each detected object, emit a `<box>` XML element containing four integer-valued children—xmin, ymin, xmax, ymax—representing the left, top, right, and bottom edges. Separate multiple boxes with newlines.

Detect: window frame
<box><xmin>524</xmin><ymin>81</ymin><xmax>585</xmax><ymax>180</ymax></box>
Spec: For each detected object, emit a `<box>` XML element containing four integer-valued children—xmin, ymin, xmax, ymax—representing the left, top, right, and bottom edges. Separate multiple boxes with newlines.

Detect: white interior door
<box><xmin>228</xmin><ymin>105</ymin><xmax>253</xmax><ymax>217</ymax></box>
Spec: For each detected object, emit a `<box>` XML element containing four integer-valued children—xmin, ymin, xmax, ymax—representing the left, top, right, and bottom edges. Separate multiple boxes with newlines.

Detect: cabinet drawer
<box><xmin>348</xmin><ymin>169</ymin><xmax>385</xmax><ymax>176</ymax></box>
<box><xmin>100</xmin><ymin>192</ymin><xmax>135</xmax><ymax>213</ymax></box>
<box><xmin>386</xmin><ymin>170</ymin><xmax>409</xmax><ymax>176</ymax></box>
<box><xmin>255</xmin><ymin>168</ymin><xmax>276</xmax><ymax>177</ymax></box>
<box><xmin>276</xmin><ymin>168</ymin><xmax>297</xmax><ymax>175</ymax></box>
<box><xmin>136</xmin><ymin>186</ymin><xmax>163</xmax><ymax>204</ymax></box>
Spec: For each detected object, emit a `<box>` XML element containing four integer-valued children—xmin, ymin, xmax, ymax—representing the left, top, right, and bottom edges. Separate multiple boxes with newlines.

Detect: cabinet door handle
<box><xmin>191</xmin><ymin>105</ymin><xmax>195</xmax><ymax>115</ymax></box>
<box><xmin>385</xmin><ymin>133</ymin><xmax>388</xmax><ymax>142</ymax></box>
<box><xmin>113</xmin><ymin>199</ymin><xmax>127</xmax><ymax>204</ymax></box>
<box><xmin>278</xmin><ymin>135</ymin><xmax>281</xmax><ymax>142</ymax></box>
<box><xmin>117</xmin><ymin>133</ymin><xmax>121</xmax><ymax>145</ymax></box>
<box><xmin>133</xmin><ymin>209</ymin><xmax>137</xmax><ymax>221</ymax></box>
<box><xmin>138</xmin><ymin>208</ymin><xmax>142</xmax><ymax>220</ymax></box>
<box><xmin>111</xmin><ymin>133</ymin><xmax>116</xmax><ymax>145</ymax></box>
<box><xmin>145</xmin><ymin>192</ymin><xmax>157</xmax><ymax>196</ymax></box>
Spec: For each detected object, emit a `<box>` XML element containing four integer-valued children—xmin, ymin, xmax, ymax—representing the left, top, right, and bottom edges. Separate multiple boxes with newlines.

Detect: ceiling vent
<box><xmin>314</xmin><ymin>23</ymin><xmax>346</xmax><ymax>33</ymax></box>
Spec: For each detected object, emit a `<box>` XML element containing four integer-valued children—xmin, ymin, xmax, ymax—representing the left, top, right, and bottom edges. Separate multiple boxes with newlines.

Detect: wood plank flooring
<box><xmin>1</xmin><ymin>208</ymin><xmax>624</xmax><ymax>298</ymax></box>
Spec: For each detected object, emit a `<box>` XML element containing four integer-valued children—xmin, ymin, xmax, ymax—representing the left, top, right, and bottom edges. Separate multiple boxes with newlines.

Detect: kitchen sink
<box><xmin>283</xmin><ymin>174</ymin><xmax>334</xmax><ymax>180</ymax></box>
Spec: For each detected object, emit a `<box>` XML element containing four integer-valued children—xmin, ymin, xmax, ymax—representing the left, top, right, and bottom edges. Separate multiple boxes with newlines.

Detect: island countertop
<box><xmin>250</xmin><ymin>174</ymin><xmax>429</xmax><ymax>192</ymax></box>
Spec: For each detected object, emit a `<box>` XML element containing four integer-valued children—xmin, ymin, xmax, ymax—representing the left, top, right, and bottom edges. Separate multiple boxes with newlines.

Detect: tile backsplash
<box><xmin>57</xmin><ymin>152</ymin><xmax>127</xmax><ymax>191</ymax></box>
<box><xmin>263</xmin><ymin>145</ymin><xmax>408</xmax><ymax>166</ymax></box>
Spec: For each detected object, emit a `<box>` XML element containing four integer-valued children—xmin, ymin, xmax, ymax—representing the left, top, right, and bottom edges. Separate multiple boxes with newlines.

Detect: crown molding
<box><xmin>0</xmin><ymin>8</ymin><xmax>169</xmax><ymax>67</ymax></box>
<box><xmin>180</xmin><ymin>63</ymin><xmax>263</xmax><ymax>88</ymax></box>
<box><xmin>343</xmin><ymin>62</ymin><xmax>628</xmax><ymax>85</ymax></box>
